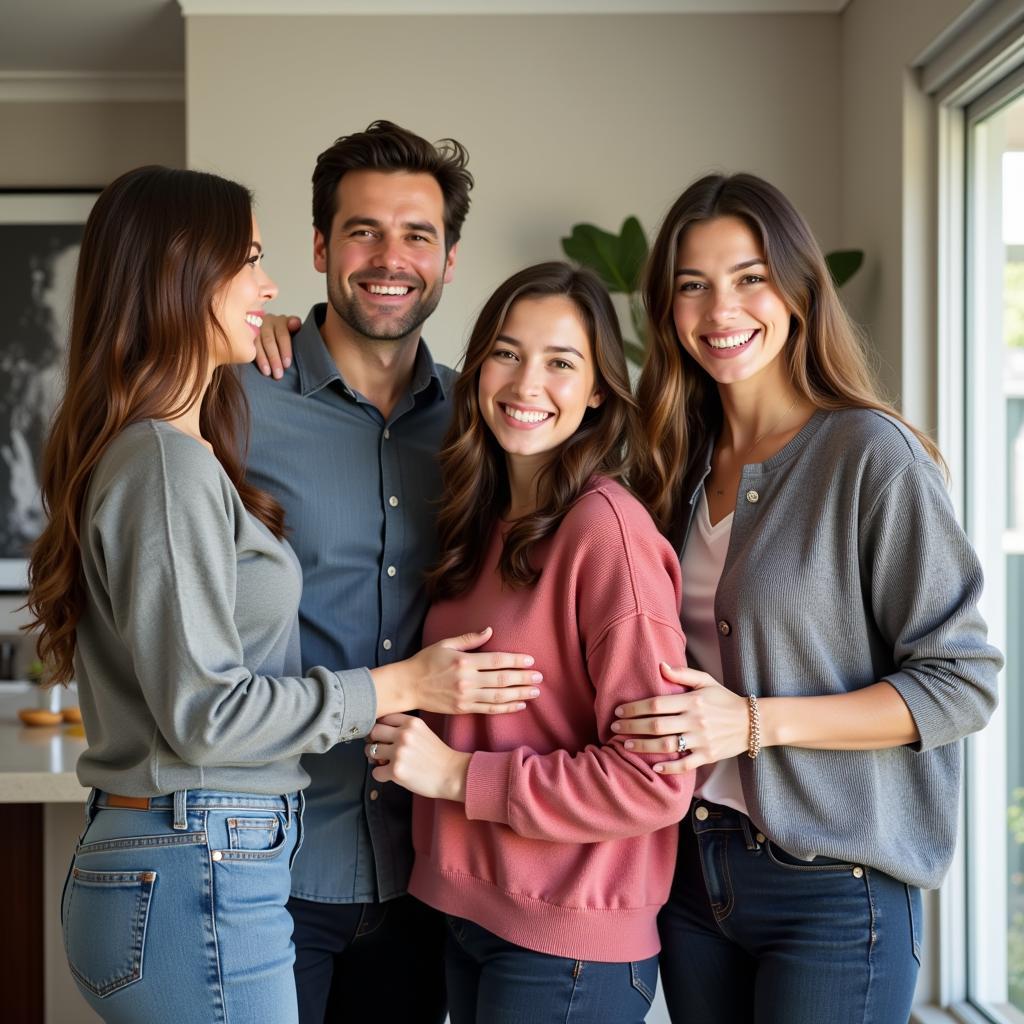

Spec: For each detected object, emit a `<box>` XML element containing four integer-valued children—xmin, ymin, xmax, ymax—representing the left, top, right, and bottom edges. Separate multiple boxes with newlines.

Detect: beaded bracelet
<box><xmin>747</xmin><ymin>694</ymin><xmax>762</xmax><ymax>759</ymax></box>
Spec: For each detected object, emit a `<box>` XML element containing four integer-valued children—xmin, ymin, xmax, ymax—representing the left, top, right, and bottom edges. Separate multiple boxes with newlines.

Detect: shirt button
<box><xmin>694</xmin><ymin>805</ymin><xmax>709</xmax><ymax>821</ymax></box>
<box><xmin>852</xmin><ymin>866</ymin><xmax>864</xmax><ymax>878</ymax></box>
<box><xmin>755</xmin><ymin>832</ymin><xmax>766</xmax><ymax>843</ymax></box>
<box><xmin>382</xmin><ymin>639</ymin><xmax>392</xmax><ymax>651</ymax></box>
<box><xmin>718</xmin><ymin>620</ymin><xmax>731</xmax><ymax>636</ymax></box>
<box><xmin>369</xmin><ymin>789</ymin><xmax>379</xmax><ymax>802</ymax></box>
<box><xmin>387</xmin><ymin>565</ymin><xmax>396</xmax><ymax>577</ymax></box>
<box><xmin>388</xmin><ymin>496</ymin><xmax>399</xmax><ymax>508</ymax></box>
<box><xmin>383</xmin><ymin>428</ymin><xmax>390</xmax><ymax>440</ymax></box>
<box><xmin>745</xmin><ymin>489</ymin><xmax>759</xmax><ymax>503</ymax></box>
<box><xmin>211</xmin><ymin>851</ymin><xmax>223</xmax><ymax>862</ymax></box>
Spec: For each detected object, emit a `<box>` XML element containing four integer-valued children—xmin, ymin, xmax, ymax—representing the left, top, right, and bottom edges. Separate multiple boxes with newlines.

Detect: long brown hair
<box><xmin>428</xmin><ymin>262</ymin><xmax>638</xmax><ymax>599</ymax></box>
<box><xmin>633</xmin><ymin>172</ymin><xmax>944</xmax><ymax>532</ymax></box>
<box><xmin>27</xmin><ymin>165</ymin><xmax>286</xmax><ymax>684</ymax></box>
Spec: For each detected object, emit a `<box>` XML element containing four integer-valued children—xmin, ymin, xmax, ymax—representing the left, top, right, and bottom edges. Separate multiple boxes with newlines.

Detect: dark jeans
<box><xmin>444</xmin><ymin>913</ymin><xmax>659</xmax><ymax>1024</ymax></box>
<box><xmin>658</xmin><ymin>802</ymin><xmax>922</xmax><ymax>1024</ymax></box>
<box><xmin>289</xmin><ymin>893</ymin><xmax>447</xmax><ymax>1024</ymax></box>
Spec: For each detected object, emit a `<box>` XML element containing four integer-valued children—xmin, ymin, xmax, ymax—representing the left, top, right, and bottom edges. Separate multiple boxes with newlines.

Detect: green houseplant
<box><xmin>561</xmin><ymin>218</ymin><xmax>863</xmax><ymax>367</ymax></box>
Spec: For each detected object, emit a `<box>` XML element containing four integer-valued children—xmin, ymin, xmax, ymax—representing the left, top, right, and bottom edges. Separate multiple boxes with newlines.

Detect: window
<box><xmin>963</xmin><ymin>77</ymin><xmax>1024</xmax><ymax>1021</ymax></box>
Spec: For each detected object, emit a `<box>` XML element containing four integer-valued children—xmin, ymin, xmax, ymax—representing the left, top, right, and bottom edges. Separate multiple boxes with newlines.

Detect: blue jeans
<box><xmin>61</xmin><ymin>789</ymin><xmax>303</xmax><ymax>1024</ymax></box>
<box><xmin>444</xmin><ymin>913</ymin><xmax>659</xmax><ymax>1024</ymax></box>
<box><xmin>657</xmin><ymin>802</ymin><xmax>921</xmax><ymax>1024</ymax></box>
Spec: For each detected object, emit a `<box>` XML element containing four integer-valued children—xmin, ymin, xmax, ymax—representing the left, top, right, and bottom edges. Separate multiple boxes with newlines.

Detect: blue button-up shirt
<box><xmin>243</xmin><ymin>304</ymin><xmax>455</xmax><ymax>903</ymax></box>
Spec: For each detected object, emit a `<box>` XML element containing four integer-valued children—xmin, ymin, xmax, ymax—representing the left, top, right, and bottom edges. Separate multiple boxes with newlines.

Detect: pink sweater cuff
<box><xmin>465</xmin><ymin>750</ymin><xmax>514</xmax><ymax>825</ymax></box>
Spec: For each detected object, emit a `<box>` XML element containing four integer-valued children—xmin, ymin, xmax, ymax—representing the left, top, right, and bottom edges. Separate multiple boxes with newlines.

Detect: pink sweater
<box><xmin>410</xmin><ymin>478</ymin><xmax>694</xmax><ymax>962</ymax></box>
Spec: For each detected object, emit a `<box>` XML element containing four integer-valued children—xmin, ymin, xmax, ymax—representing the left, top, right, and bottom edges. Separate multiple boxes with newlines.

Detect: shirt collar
<box><xmin>294</xmin><ymin>303</ymin><xmax>448</xmax><ymax>402</ymax></box>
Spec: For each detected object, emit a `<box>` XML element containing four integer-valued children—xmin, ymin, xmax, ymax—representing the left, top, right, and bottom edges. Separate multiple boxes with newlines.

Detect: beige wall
<box><xmin>186</xmin><ymin>13</ymin><xmax>842</xmax><ymax>369</ymax></box>
<box><xmin>840</xmin><ymin>0</ymin><xmax>977</xmax><ymax>427</ymax></box>
<box><xmin>0</xmin><ymin>101</ymin><xmax>185</xmax><ymax>188</ymax></box>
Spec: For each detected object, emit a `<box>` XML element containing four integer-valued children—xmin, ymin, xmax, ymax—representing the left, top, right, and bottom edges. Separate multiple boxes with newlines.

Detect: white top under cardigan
<box><xmin>681</xmin><ymin>487</ymin><xmax>746</xmax><ymax>814</ymax></box>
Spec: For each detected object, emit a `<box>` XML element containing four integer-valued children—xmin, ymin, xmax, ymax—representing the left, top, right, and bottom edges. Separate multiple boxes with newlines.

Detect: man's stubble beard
<box><xmin>327</xmin><ymin>274</ymin><xmax>445</xmax><ymax>343</ymax></box>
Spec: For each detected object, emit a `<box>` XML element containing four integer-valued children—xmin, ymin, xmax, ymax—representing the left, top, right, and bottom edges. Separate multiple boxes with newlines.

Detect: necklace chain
<box><xmin>712</xmin><ymin>395</ymin><xmax>801</xmax><ymax>496</ymax></box>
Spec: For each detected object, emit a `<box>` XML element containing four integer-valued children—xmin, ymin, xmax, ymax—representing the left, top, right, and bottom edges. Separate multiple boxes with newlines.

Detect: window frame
<box><xmin>925</xmin><ymin>13</ymin><xmax>1024</xmax><ymax>1022</ymax></box>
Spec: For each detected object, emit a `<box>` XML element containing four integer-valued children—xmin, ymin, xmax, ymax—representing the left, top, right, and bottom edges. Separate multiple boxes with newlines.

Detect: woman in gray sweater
<box><xmin>611</xmin><ymin>173</ymin><xmax>1002</xmax><ymax>1022</ymax></box>
<box><xmin>25</xmin><ymin>165</ymin><xmax>538</xmax><ymax>1024</ymax></box>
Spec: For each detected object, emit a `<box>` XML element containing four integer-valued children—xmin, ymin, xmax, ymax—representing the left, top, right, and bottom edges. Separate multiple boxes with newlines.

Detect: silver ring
<box><xmin>677</xmin><ymin>734</ymin><xmax>687</xmax><ymax>753</ymax></box>
<box><xmin>370</xmin><ymin>742</ymin><xmax>379</xmax><ymax>759</ymax></box>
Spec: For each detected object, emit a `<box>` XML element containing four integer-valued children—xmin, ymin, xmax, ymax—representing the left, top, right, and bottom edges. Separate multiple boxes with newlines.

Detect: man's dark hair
<box><xmin>312</xmin><ymin>120</ymin><xmax>474</xmax><ymax>251</ymax></box>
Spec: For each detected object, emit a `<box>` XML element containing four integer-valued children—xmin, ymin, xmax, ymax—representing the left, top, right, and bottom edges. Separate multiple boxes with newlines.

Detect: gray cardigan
<box><xmin>73</xmin><ymin>421</ymin><xmax>377</xmax><ymax>797</ymax></box>
<box><xmin>676</xmin><ymin>408</ymin><xmax>1001</xmax><ymax>889</ymax></box>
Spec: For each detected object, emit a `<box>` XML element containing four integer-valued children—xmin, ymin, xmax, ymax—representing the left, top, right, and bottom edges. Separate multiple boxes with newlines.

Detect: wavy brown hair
<box><xmin>312</xmin><ymin>120</ymin><xmax>473</xmax><ymax>252</ymax></box>
<box><xmin>27</xmin><ymin>165</ymin><xmax>286</xmax><ymax>684</ymax></box>
<box><xmin>427</xmin><ymin>262</ymin><xmax>638</xmax><ymax>599</ymax></box>
<box><xmin>633</xmin><ymin>172</ymin><xmax>945</xmax><ymax>533</ymax></box>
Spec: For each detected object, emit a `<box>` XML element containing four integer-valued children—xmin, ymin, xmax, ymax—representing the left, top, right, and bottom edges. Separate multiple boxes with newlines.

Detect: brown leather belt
<box><xmin>104</xmin><ymin>794</ymin><xmax>153</xmax><ymax>810</ymax></box>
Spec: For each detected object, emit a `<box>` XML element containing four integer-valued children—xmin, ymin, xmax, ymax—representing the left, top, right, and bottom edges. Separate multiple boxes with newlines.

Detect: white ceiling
<box><xmin>0</xmin><ymin>0</ymin><xmax>850</xmax><ymax>76</ymax></box>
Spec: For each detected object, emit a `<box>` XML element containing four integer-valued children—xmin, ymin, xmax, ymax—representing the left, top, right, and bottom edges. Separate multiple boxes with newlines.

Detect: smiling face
<box><xmin>211</xmin><ymin>216</ymin><xmax>278</xmax><ymax>366</ymax></box>
<box><xmin>314</xmin><ymin>169</ymin><xmax>456</xmax><ymax>344</ymax></box>
<box><xmin>478</xmin><ymin>295</ymin><xmax>603</xmax><ymax>474</ymax></box>
<box><xmin>672</xmin><ymin>215</ymin><xmax>793</xmax><ymax>390</ymax></box>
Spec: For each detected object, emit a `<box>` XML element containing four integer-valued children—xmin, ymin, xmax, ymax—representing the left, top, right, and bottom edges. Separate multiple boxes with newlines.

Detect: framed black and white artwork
<box><xmin>0</xmin><ymin>189</ymin><xmax>98</xmax><ymax>591</ymax></box>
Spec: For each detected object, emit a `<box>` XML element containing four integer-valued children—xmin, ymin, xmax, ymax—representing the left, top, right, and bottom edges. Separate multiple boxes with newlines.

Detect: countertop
<box><xmin>0</xmin><ymin>683</ymin><xmax>88</xmax><ymax>803</ymax></box>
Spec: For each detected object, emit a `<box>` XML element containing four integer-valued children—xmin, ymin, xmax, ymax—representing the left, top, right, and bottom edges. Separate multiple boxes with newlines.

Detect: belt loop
<box><xmin>172</xmin><ymin>789</ymin><xmax>188</xmax><ymax>831</ymax></box>
<box><xmin>283</xmin><ymin>793</ymin><xmax>292</xmax><ymax>830</ymax></box>
<box><xmin>84</xmin><ymin>788</ymin><xmax>99</xmax><ymax>827</ymax></box>
<box><xmin>739</xmin><ymin>814</ymin><xmax>758</xmax><ymax>851</ymax></box>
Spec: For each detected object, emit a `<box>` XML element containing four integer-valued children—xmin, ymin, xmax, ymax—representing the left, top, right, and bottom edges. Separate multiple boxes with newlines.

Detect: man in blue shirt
<box><xmin>243</xmin><ymin>121</ymin><xmax>538</xmax><ymax>1024</ymax></box>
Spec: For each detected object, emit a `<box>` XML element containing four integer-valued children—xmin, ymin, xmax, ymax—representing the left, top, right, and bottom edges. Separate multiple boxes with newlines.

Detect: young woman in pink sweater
<box><xmin>364</xmin><ymin>262</ymin><xmax>694</xmax><ymax>1022</ymax></box>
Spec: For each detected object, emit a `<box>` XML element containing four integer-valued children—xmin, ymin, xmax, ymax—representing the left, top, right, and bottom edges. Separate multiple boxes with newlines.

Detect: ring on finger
<box><xmin>677</xmin><ymin>734</ymin><xmax>687</xmax><ymax>754</ymax></box>
<box><xmin>370</xmin><ymin>742</ymin><xmax>379</xmax><ymax>759</ymax></box>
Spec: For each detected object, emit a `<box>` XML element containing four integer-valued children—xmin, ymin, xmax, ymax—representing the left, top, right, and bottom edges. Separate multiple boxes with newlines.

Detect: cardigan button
<box><xmin>745</xmin><ymin>489</ymin><xmax>759</xmax><ymax>503</ymax></box>
<box><xmin>718</xmin><ymin>620</ymin><xmax>731</xmax><ymax>636</ymax></box>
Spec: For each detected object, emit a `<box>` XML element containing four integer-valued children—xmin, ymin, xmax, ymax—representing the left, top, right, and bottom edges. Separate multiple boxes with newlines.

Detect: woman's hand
<box><xmin>255</xmin><ymin>313</ymin><xmax>300</xmax><ymax>378</ymax></box>
<box><xmin>366</xmin><ymin>714</ymin><xmax>470</xmax><ymax>801</ymax></box>
<box><xmin>611</xmin><ymin>664</ymin><xmax>749</xmax><ymax>773</ymax></box>
<box><xmin>371</xmin><ymin>627</ymin><xmax>542</xmax><ymax>717</ymax></box>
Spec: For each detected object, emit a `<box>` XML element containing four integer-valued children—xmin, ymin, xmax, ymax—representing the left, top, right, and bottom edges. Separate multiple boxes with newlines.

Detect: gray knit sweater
<box><xmin>73</xmin><ymin>420</ymin><xmax>377</xmax><ymax>797</ymax></box>
<box><xmin>676</xmin><ymin>408</ymin><xmax>1002</xmax><ymax>889</ymax></box>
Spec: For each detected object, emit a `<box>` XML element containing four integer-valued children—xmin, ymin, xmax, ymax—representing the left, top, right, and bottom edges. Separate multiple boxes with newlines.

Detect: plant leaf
<box><xmin>623</xmin><ymin>340</ymin><xmax>647</xmax><ymax>367</ymax></box>
<box><xmin>561</xmin><ymin>223</ymin><xmax>630</xmax><ymax>292</ymax></box>
<box><xmin>619</xmin><ymin>216</ymin><xmax>649</xmax><ymax>292</ymax></box>
<box><xmin>825</xmin><ymin>249</ymin><xmax>864</xmax><ymax>287</ymax></box>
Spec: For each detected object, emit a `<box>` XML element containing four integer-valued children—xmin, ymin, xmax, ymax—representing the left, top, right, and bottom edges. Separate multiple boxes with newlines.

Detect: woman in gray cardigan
<box><xmin>612</xmin><ymin>173</ymin><xmax>1001</xmax><ymax>1023</ymax></box>
<box><xmin>25</xmin><ymin>166</ymin><xmax>538</xmax><ymax>1024</ymax></box>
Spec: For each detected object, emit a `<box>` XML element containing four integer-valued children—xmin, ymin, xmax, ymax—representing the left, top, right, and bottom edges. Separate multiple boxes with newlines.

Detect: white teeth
<box><xmin>367</xmin><ymin>284</ymin><xmax>411</xmax><ymax>296</ymax></box>
<box><xmin>503</xmin><ymin>404</ymin><xmax>551</xmax><ymax>424</ymax></box>
<box><xmin>705</xmin><ymin>330</ymin><xmax>755</xmax><ymax>350</ymax></box>
<box><xmin>244</xmin><ymin>313</ymin><xmax>263</xmax><ymax>328</ymax></box>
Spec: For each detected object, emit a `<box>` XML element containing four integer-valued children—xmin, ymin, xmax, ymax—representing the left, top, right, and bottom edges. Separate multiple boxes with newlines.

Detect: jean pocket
<box><xmin>765</xmin><ymin>841</ymin><xmax>857</xmax><ymax>873</ymax></box>
<box><xmin>906</xmin><ymin>884</ymin><xmax>923</xmax><ymax>966</ymax></box>
<box><xmin>63</xmin><ymin>867</ymin><xmax>156</xmax><ymax>998</ymax></box>
<box><xmin>217</xmin><ymin>812</ymin><xmax>288</xmax><ymax>861</ymax></box>
<box><xmin>629</xmin><ymin>957</ymin><xmax>658</xmax><ymax>1006</ymax></box>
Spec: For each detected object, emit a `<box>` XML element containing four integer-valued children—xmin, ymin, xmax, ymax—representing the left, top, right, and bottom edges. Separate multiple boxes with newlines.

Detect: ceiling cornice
<box><xmin>0</xmin><ymin>71</ymin><xmax>184</xmax><ymax>104</ymax></box>
<box><xmin>177</xmin><ymin>0</ymin><xmax>849</xmax><ymax>15</ymax></box>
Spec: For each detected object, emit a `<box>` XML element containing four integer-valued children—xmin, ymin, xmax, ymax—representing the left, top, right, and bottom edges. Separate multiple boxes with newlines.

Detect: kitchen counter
<box><xmin>0</xmin><ymin>682</ymin><xmax>88</xmax><ymax>802</ymax></box>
